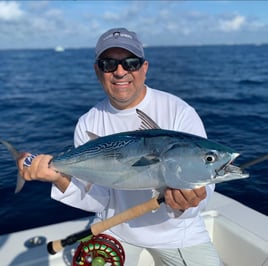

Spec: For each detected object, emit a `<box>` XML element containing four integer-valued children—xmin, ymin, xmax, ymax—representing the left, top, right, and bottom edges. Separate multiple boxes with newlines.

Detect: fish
<box><xmin>0</xmin><ymin>109</ymin><xmax>249</xmax><ymax>193</ymax></box>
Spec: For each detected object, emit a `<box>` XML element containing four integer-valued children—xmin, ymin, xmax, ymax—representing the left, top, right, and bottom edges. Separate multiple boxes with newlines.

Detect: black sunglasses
<box><xmin>96</xmin><ymin>57</ymin><xmax>145</xmax><ymax>73</ymax></box>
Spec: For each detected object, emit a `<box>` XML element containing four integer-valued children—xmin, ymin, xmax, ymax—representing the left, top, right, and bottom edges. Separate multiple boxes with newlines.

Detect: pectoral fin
<box><xmin>132</xmin><ymin>156</ymin><xmax>160</xmax><ymax>167</ymax></box>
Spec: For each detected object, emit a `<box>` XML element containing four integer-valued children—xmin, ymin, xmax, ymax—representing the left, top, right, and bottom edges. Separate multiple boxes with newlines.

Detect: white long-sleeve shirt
<box><xmin>51</xmin><ymin>86</ymin><xmax>214</xmax><ymax>248</ymax></box>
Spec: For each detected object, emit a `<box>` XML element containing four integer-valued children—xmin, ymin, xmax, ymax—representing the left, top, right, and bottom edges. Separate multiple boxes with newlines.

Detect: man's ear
<box><xmin>142</xmin><ymin>60</ymin><xmax>149</xmax><ymax>75</ymax></box>
<box><xmin>94</xmin><ymin>63</ymin><xmax>101</xmax><ymax>80</ymax></box>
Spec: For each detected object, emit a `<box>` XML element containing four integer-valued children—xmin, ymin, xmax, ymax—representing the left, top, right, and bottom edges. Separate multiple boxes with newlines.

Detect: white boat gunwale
<box><xmin>1</xmin><ymin>192</ymin><xmax>268</xmax><ymax>266</ymax></box>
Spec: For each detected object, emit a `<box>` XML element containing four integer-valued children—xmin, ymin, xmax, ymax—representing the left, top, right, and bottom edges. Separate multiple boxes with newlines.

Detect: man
<box><xmin>18</xmin><ymin>28</ymin><xmax>221</xmax><ymax>265</ymax></box>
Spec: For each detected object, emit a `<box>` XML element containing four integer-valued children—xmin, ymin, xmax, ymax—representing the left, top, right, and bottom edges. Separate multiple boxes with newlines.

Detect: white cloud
<box><xmin>102</xmin><ymin>11</ymin><xmax>120</xmax><ymax>22</ymax></box>
<box><xmin>219</xmin><ymin>15</ymin><xmax>246</xmax><ymax>32</ymax></box>
<box><xmin>159</xmin><ymin>9</ymin><xmax>169</xmax><ymax>19</ymax></box>
<box><xmin>27</xmin><ymin>0</ymin><xmax>50</xmax><ymax>12</ymax></box>
<box><xmin>166</xmin><ymin>22</ymin><xmax>179</xmax><ymax>32</ymax></box>
<box><xmin>0</xmin><ymin>1</ymin><xmax>24</xmax><ymax>21</ymax></box>
<box><xmin>31</xmin><ymin>17</ymin><xmax>54</xmax><ymax>32</ymax></box>
<box><xmin>1</xmin><ymin>1</ymin><xmax>268</xmax><ymax>49</ymax></box>
<box><xmin>45</xmin><ymin>8</ymin><xmax>63</xmax><ymax>18</ymax></box>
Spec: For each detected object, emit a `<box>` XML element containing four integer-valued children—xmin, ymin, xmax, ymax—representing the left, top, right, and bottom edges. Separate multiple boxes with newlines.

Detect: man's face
<box><xmin>95</xmin><ymin>47</ymin><xmax>148</xmax><ymax>110</ymax></box>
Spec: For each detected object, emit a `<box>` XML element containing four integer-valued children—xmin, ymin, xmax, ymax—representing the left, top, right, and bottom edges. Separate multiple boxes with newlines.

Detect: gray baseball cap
<box><xmin>95</xmin><ymin>28</ymin><xmax>144</xmax><ymax>59</ymax></box>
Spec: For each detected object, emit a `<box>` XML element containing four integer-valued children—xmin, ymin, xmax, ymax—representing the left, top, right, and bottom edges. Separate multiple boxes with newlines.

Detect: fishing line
<box><xmin>240</xmin><ymin>154</ymin><xmax>268</xmax><ymax>169</ymax></box>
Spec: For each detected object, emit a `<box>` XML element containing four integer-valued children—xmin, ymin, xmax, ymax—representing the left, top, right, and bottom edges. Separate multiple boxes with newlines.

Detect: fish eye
<box><xmin>204</xmin><ymin>152</ymin><xmax>218</xmax><ymax>163</ymax></box>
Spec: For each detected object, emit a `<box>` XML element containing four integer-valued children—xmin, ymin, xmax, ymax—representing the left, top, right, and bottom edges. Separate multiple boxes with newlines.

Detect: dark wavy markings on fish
<box><xmin>59</xmin><ymin>138</ymin><xmax>137</xmax><ymax>161</ymax></box>
<box><xmin>76</xmin><ymin>138</ymin><xmax>137</xmax><ymax>157</ymax></box>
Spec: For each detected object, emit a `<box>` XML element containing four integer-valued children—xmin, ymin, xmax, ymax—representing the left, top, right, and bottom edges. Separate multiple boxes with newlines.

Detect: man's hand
<box><xmin>17</xmin><ymin>154</ymin><xmax>70</xmax><ymax>192</ymax></box>
<box><xmin>164</xmin><ymin>187</ymin><xmax>207</xmax><ymax>211</ymax></box>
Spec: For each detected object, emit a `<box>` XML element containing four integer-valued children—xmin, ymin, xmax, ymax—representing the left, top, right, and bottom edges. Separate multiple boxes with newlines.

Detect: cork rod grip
<box><xmin>91</xmin><ymin>196</ymin><xmax>160</xmax><ymax>235</ymax></box>
<box><xmin>47</xmin><ymin>196</ymin><xmax>161</xmax><ymax>255</ymax></box>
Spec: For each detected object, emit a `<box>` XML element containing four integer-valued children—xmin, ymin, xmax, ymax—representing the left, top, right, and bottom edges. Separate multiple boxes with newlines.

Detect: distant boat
<box><xmin>54</xmin><ymin>46</ymin><xmax>65</xmax><ymax>52</ymax></box>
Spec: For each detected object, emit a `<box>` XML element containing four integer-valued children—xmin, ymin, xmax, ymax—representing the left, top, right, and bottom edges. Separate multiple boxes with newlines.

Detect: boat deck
<box><xmin>0</xmin><ymin>192</ymin><xmax>268</xmax><ymax>265</ymax></box>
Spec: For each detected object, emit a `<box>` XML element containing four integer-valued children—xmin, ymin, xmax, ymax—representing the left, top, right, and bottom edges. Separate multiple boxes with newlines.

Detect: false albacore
<box><xmin>0</xmin><ymin>109</ymin><xmax>249</xmax><ymax>193</ymax></box>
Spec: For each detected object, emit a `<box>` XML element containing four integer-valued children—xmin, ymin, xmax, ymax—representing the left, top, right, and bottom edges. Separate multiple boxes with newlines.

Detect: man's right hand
<box><xmin>17</xmin><ymin>154</ymin><xmax>71</xmax><ymax>192</ymax></box>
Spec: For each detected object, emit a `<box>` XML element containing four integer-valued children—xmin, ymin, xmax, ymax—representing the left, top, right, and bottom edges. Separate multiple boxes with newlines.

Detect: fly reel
<box><xmin>72</xmin><ymin>234</ymin><xmax>125</xmax><ymax>266</ymax></box>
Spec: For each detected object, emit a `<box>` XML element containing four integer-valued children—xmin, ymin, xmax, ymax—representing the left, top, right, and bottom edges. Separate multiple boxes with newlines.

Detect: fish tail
<box><xmin>0</xmin><ymin>139</ymin><xmax>25</xmax><ymax>193</ymax></box>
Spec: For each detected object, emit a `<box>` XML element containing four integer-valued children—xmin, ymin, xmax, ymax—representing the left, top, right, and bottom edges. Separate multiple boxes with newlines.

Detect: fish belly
<box><xmin>53</xmin><ymin>159</ymin><xmax>165</xmax><ymax>190</ymax></box>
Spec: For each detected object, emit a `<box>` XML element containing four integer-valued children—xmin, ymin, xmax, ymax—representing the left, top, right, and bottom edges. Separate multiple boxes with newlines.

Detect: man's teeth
<box><xmin>115</xmin><ymin>82</ymin><xmax>129</xmax><ymax>85</ymax></box>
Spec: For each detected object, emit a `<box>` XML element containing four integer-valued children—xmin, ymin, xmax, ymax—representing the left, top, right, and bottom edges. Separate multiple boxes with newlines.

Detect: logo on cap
<box><xmin>113</xmin><ymin>31</ymin><xmax>120</xmax><ymax>38</ymax></box>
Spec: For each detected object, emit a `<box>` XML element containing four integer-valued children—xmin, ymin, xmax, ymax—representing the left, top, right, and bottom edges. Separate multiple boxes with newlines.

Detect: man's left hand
<box><xmin>164</xmin><ymin>187</ymin><xmax>207</xmax><ymax>211</ymax></box>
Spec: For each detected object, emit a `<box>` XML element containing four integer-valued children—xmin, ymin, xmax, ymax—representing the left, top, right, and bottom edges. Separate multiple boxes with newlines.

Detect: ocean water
<box><xmin>0</xmin><ymin>45</ymin><xmax>267</xmax><ymax>235</ymax></box>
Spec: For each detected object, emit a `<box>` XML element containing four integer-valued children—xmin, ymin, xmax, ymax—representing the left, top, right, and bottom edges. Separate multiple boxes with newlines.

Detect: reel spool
<box><xmin>73</xmin><ymin>234</ymin><xmax>125</xmax><ymax>266</ymax></box>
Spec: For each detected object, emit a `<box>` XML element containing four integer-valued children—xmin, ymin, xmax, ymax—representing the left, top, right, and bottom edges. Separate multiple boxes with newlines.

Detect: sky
<box><xmin>1</xmin><ymin>0</ymin><xmax>268</xmax><ymax>49</ymax></box>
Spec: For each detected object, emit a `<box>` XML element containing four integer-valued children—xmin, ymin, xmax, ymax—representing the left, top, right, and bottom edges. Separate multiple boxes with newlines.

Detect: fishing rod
<box><xmin>47</xmin><ymin>196</ymin><xmax>164</xmax><ymax>255</ymax></box>
<box><xmin>239</xmin><ymin>154</ymin><xmax>268</xmax><ymax>169</ymax></box>
<box><xmin>47</xmin><ymin>153</ymin><xmax>268</xmax><ymax>252</ymax></box>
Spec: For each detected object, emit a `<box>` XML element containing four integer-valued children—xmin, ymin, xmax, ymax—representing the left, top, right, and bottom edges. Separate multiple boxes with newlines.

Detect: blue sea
<box><xmin>0</xmin><ymin>45</ymin><xmax>267</xmax><ymax>235</ymax></box>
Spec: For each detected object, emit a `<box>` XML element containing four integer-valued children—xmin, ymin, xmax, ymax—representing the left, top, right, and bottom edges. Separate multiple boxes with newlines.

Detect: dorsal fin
<box><xmin>136</xmin><ymin>109</ymin><xmax>161</xmax><ymax>130</ymax></box>
<box><xmin>86</xmin><ymin>131</ymin><xmax>99</xmax><ymax>140</ymax></box>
